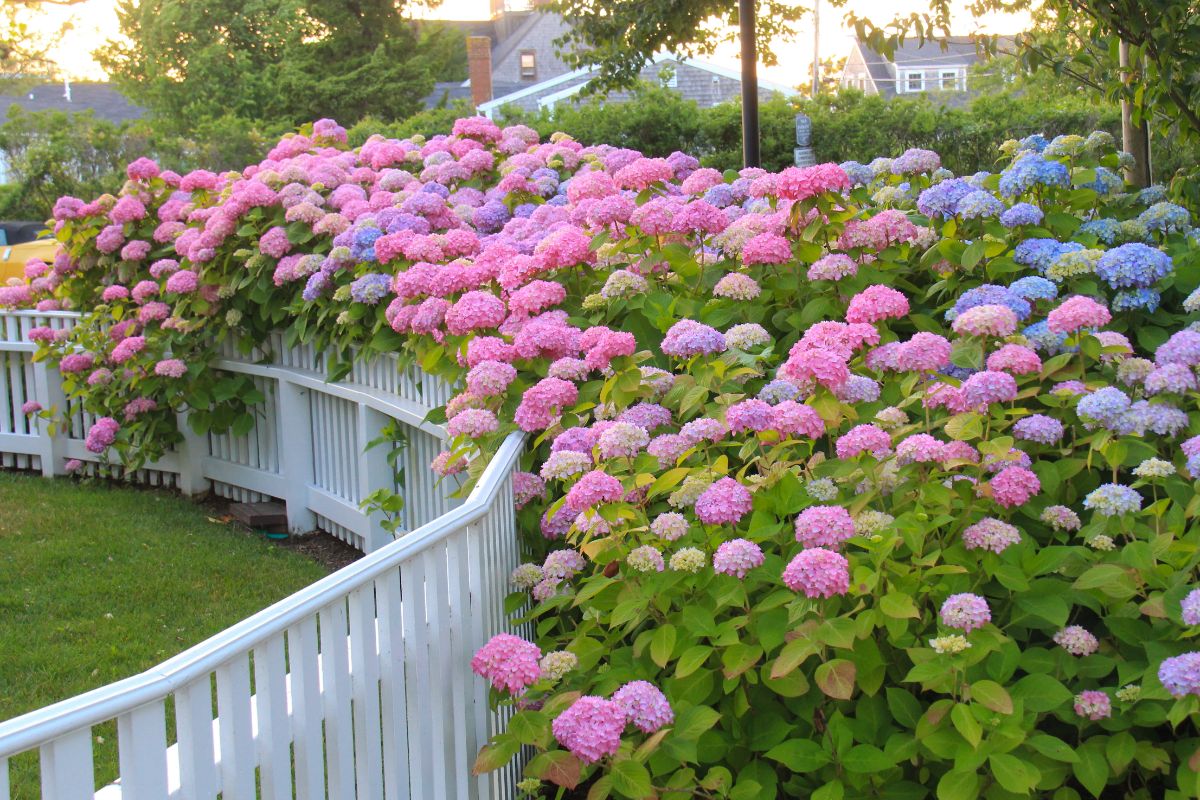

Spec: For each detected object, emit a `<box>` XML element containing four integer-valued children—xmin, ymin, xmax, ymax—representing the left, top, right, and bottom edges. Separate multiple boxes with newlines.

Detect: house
<box><xmin>421</xmin><ymin>1</ymin><xmax>798</xmax><ymax>114</ymax></box>
<box><xmin>839</xmin><ymin>36</ymin><xmax>1007</xmax><ymax>98</ymax></box>
<box><xmin>0</xmin><ymin>81</ymin><xmax>144</xmax><ymax>124</ymax></box>
<box><xmin>476</xmin><ymin>51</ymin><xmax>798</xmax><ymax>116</ymax></box>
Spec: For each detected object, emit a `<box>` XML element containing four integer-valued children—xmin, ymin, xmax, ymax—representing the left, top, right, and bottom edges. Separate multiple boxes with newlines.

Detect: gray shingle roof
<box><xmin>0</xmin><ymin>82</ymin><xmax>144</xmax><ymax>124</ymax></box>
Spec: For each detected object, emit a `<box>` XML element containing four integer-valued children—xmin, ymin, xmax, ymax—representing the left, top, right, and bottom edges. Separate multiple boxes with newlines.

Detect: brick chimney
<box><xmin>467</xmin><ymin>36</ymin><xmax>493</xmax><ymax>108</ymax></box>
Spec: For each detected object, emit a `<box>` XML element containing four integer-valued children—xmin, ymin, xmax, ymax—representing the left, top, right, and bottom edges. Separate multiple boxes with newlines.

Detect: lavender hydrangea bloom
<box><xmin>349</xmin><ymin>273</ymin><xmax>392</xmax><ymax>304</ymax></box>
<box><xmin>999</xmin><ymin>202</ymin><xmax>1044</xmax><ymax>227</ymax></box>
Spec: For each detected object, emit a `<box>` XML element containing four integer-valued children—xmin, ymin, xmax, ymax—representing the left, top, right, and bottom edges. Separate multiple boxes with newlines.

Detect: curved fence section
<box><xmin>0</xmin><ymin>432</ymin><xmax>526</xmax><ymax>800</ymax></box>
<box><xmin>0</xmin><ymin>311</ymin><xmax>461</xmax><ymax>552</ymax></box>
<box><xmin>0</xmin><ymin>310</ymin><xmax>530</xmax><ymax>798</ymax></box>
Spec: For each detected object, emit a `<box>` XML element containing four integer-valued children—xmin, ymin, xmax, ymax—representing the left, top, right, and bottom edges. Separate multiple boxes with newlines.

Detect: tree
<box><xmin>549</xmin><ymin>0</ymin><xmax>806</xmax><ymax>94</ymax></box>
<box><xmin>97</xmin><ymin>0</ymin><xmax>439</xmax><ymax>131</ymax></box>
<box><xmin>842</xmin><ymin>0</ymin><xmax>1200</xmax><ymax>180</ymax></box>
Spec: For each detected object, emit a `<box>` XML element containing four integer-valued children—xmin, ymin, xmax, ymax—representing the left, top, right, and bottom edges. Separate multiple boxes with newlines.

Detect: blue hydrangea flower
<box><xmin>1078</xmin><ymin>218</ymin><xmax>1120</xmax><ymax>245</ymax></box>
<box><xmin>1018</xmin><ymin>134</ymin><xmax>1049</xmax><ymax>153</ymax></box>
<box><xmin>1135</xmin><ymin>185</ymin><xmax>1168</xmax><ymax>205</ymax></box>
<box><xmin>420</xmin><ymin>182</ymin><xmax>451</xmax><ymax>199</ymax></box>
<box><xmin>302</xmin><ymin>270</ymin><xmax>330</xmax><ymax>302</ymax></box>
<box><xmin>1138</xmin><ymin>202</ymin><xmax>1190</xmax><ymax>233</ymax></box>
<box><xmin>998</xmin><ymin>154</ymin><xmax>1070</xmax><ymax>197</ymax></box>
<box><xmin>1008</xmin><ymin>276</ymin><xmax>1058</xmax><ymax>302</ymax></box>
<box><xmin>1014</xmin><ymin>238</ymin><xmax>1084</xmax><ymax>272</ymax></box>
<box><xmin>1083</xmin><ymin>483</ymin><xmax>1142</xmax><ymax>516</ymax></box>
<box><xmin>1112</xmin><ymin>288</ymin><xmax>1161</xmax><ymax>313</ymax></box>
<box><xmin>1095</xmin><ymin>243</ymin><xmax>1173</xmax><ymax>289</ymax></box>
<box><xmin>1115</xmin><ymin>400</ymin><xmax>1189</xmax><ymax>436</ymax></box>
<box><xmin>951</xmin><ymin>284</ymin><xmax>1032</xmax><ymax>320</ymax></box>
<box><xmin>1082</xmin><ymin>166</ymin><xmax>1124</xmax><ymax>195</ymax></box>
<box><xmin>1184</xmin><ymin>287</ymin><xmax>1200</xmax><ymax>313</ymax></box>
<box><xmin>966</xmin><ymin>171</ymin><xmax>992</xmax><ymax>188</ymax></box>
<box><xmin>955</xmin><ymin>190</ymin><xmax>1005</xmax><ymax>219</ymax></box>
<box><xmin>1076</xmin><ymin>387</ymin><xmax>1131</xmax><ymax>429</ymax></box>
<box><xmin>840</xmin><ymin>161</ymin><xmax>874</xmax><ymax>186</ymax></box>
<box><xmin>999</xmin><ymin>202</ymin><xmax>1043</xmax><ymax>227</ymax></box>
<box><xmin>349</xmin><ymin>272</ymin><xmax>392</xmax><ymax>305</ymax></box>
<box><xmin>758</xmin><ymin>380</ymin><xmax>801</xmax><ymax>404</ymax></box>
<box><xmin>703</xmin><ymin>183</ymin><xmax>735</xmax><ymax>207</ymax></box>
<box><xmin>1023</xmin><ymin>320</ymin><xmax>1068</xmax><ymax>353</ymax></box>
<box><xmin>917</xmin><ymin>178</ymin><xmax>974</xmax><ymax>218</ymax></box>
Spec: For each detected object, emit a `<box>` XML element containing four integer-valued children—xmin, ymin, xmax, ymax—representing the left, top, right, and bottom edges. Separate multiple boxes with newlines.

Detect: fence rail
<box><xmin>0</xmin><ymin>311</ymin><xmax>528</xmax><ymax>799</ymax></box>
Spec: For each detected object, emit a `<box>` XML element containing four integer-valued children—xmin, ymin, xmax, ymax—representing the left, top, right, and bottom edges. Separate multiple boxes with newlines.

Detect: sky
<box><xmin>26</xmin><ymin>0</ymin><xmax>1029</xmax><ymax>86</ymax></box>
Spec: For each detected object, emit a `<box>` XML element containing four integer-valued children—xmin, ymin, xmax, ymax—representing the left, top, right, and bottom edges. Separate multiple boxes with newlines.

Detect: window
<box><xmin>940</xmin><ymin>69</ymin><xmax>959</xmax><ymax>90</ymax></box>
<box><xmin>903</xmin><ymin>70</ymin><xmax>924</xmax><ymax>93</ymax></box>
<box><xmin>519</xmin><ymin>50</ymin><xmax>537</xmax><ymax>80</ymax></box>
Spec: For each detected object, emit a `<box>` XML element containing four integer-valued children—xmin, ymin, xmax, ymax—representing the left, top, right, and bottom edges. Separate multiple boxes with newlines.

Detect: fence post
<box><xmin>357</xmin><ymin>402</ymin><xmax>393</xmax><ymax>552</ymax></box>
<box><xmin>31</xmin><ymin>358</ymin><xmax>65</xmax><ymax>477</ymax></box>
<box><xmin>175</xmin><ymin>411</ymin><xmax>211</xmax><ymax>495</ymax></box>
<box><xmin>277</xmin><ymin>378</ymin><xmax>316</xmax><ymax>533</ymax></box>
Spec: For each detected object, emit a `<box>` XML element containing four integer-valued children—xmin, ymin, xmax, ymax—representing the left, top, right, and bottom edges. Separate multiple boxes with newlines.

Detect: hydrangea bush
<box><xmin>7</xmin><ymin>120</ymin><xmax>1200</xmax><ymax>798</ymax></box>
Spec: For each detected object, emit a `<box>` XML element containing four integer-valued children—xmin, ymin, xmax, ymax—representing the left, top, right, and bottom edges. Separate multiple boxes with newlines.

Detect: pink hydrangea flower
<box><xmin>770</xmin><ymin>401</ymin><xmax>825</xmax><ymax>438</ymax></box>
<box><xmin>951</xmin><ymin>304</ymin><xmax>1018</xmax><ymax>337</ymax></box>
<box><xmin>776</xmin><ymin>163</ymin><xmax>851</xmax><ymax>201</ymax></box>
<box><xmin>694</xmin><ymin>477</ymin><xmax>753</xmax><ymax>526</ymax></box>
<box><xmin>783</xmin><ymin>548</ymin><xmax>850</xmax><ymax>598</ymax></box>
<box><xmin>896</xmin><ymin>433</ymin><xmax>946</xmax><ymax>465</ymax></box>
<box><xmin>470</xmin><ymin>633</ymin><xmax>541</xmax><ymax>695</ymax></box>
<box><xmin>835</xmin><ymin>424</ymin><xmax>893</xmax><ymax>459</ymax></box>
<box><xmin>741</xmin><ymin>232</ymin><xmax>793</xmax><ymax>265</ymax></box>
<box><xmin>1047</xmin><ymin>295</ymin><xmax>1111</xmax><ymax>335</ymax></box>
<box><xmin>986</xmin><ymin>344</ymin><xmax>1042</xmax><ymax>375</ymax></box>
<box><xmin>1073</xmin><ymin>691</ymin><xmax>1111</xmax><ymax>721</ymax></box>
<box><xmin>989</xmin><ymin>466</ymin><xmax>1041</xmax><ymax>508</ymax></box>
<box><xmin>446</xmin><ymin>408</ymin><xmax>499</xmax><ymax>439</ymax></box>
<box><xmin>551</xmin><ymin>696</ymin><xmax>627</xmax><ymax>763</ymax></box>
<box><xmin>794</xmin><ymin>505</ymin><xmax>855</xmax><ymax>548</ymax></box>
<box><xmin>845</xmin><ymin>285</ymin><xmax>910</xmax><ymax>325</ymax></box>
<box><xmin>939</xmin><ymin>593</ymin><xmax>990</xmax><ymax>632</ymax></box>
<box><xmin>564</xmin><ymin>470</ymin><xmax>623</xmax><ymax>514</ymax></box>
<box><xmin>896</xmin><ymin>333</ymin><xmax>952</xmax><ymax>372</ymax></box>
<box><xmin>154</xmin><ymin>359</ymin><xmax>187</xmax><ymax>378</ymax></box>
<box><xmin>612</xmin><ymin>681</ymin><xmax>674</xmax><ymax>733</ymax></box>
<box><xmin>713</xmin><ymin>538</ymin><xmax>765</xmax><ymax>578</ymax></box>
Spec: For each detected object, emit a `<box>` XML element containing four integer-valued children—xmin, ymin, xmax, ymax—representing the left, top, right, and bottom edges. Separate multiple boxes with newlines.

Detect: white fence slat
<box><xmin>376</xmin><ymin>568</ymin><xmax>409</xmax><ymax>800</ymax></box>
<box><xmin>349</xmin><ymin>585</ymin><xmax>383</xmax><ymax>797</ymax></box>
<box><xmin>466</xmin><ymin>518</ymin><xmax>491</xmax><ymax>800</ymax></box>
<box><xmin>116</xmin><ymin>702</ymin><xmax>169</xmax><ymax>800</ymax></box>
<box><xmin>424</xmin><ymin>545</ymin><xmax>455</xmax><ymax>799</ymax></box>
<box><xmin>447</xmin><ymin>528</ymin><xmax>474</xmax><ymax>793</ymax></box>
<box><xmin>286</xmin><ymin>617</ymin><xmax>326</xmax><ymax>800</ymax></box>
<box><xmin>400</xmin><ymin>555</ymin><xmax>434</xmax><ymax>799</ymax></box>
<box><xmin>253</xmin><ymin>635</ymin><xmax>293</xmax><ymax>800</ymax></box>
<box><xmin>277</xmin><ymin>380</ymin><xmax>316</xmax><ymax>533</ymax></box>
<box><xmin>174</xmin><ymin>678</ymin><xmax>218</xmax><ymax>800</ymax></box>
<box><xmin>39</xmin><ymin>728</ymin><xmax>94</xmax><ymax>800</ymax></box>
<box><xmin>0</xmin><ymin>756</ymin><xmax>8</xmax><ymax>800</ymax></box>
<box><xmin>214</xmin><ymin>660</ymin><xmax>256</xmax><ymax>800</ymax></box>
<box><xmin>319</xmin><ymin>602</ymin><xmax>356</xmax><ymax>799</ymax></box>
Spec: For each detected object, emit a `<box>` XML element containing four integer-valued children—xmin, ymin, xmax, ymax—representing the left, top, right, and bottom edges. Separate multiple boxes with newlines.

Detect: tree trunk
<box><xmin>740</xmin><ymin>0</ymin><xmax>760</xmax><ymax>169</ymax></box>
<box><xmin>1119</xmin><ymin>39</ymin><xmax>1152</xmax><ymax>187</ymax></box>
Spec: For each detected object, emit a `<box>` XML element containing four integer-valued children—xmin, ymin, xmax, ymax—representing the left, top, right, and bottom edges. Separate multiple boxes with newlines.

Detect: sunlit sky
<box><xmin>26</xmin><ymin>0</ymin><xmax>1029</xmax><ymax>87</ymax></box>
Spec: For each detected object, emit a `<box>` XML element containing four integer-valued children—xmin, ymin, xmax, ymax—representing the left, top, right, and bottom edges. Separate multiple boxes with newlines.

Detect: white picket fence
<box><xmin>0</xmin><ymin>311</ymin><xmax>529</xmax><ymax>799</ymax></box>
<box><xmin>0</xmin><ymin>311</ymin><xmax>468</xmax><ymax>552</ymax></box>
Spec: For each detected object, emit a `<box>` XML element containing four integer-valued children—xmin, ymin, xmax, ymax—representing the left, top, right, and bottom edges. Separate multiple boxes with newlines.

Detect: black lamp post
<box><xmin>739</xmin><ymin>0</ymin><xmax>760</xmax><ymax>169</ymax></box>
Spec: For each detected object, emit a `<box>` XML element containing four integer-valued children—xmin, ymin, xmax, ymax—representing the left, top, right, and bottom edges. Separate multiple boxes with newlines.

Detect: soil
<box><xmin>198</xmin><ymin>494</ymin><xmax>364</xmax><ymax>573</ymax></box>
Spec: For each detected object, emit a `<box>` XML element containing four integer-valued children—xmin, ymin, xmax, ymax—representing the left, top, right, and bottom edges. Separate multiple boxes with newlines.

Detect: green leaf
<box><xmin>811</xmin><ymin>780</ymin><xmax>844</xmax><ymax>800</ymax></box>
<box><xmin>961</xmin><ymin>239</ymin><xmax>986</xmax><ymax>269</ymax></box>
<box><xmin>944</xmin><ymin>412</ymin><xmax>983</xmax><ymax>441</ymax></box>
<box><xmin>1025</xmin><ymin>734</ymin><xmax>1079</xmax><ymax>763</ymax></box>
<box><xmin>842</xmin><ymin>744</ymin><xmax>893</xmax><ymax>773</ymax></box>
<box><xmin>507</xmin><ymin>710</ymin><xmax>547</xmax><ymax>746</ymax></box>
<box><xmin>765</xmin><ymin>739</ymin><xmax>831</xmax><ymax>773</ymax></box>
<box><xmin>610</xmin><ymin>759</ymin><xmax>653</xmax><ymax>799</ymax></box>
<box><xmin>969</xmin><ymin>680</ymin><xmax>1013</xmax><ymax>714</ymax></box>
<box><xmin>1072</xmin><ymin>742</ymin><xmax>1110</xmax><ymax>798</ymax></box>
<box><xmin>1012</xmin><ymin>673</ymin><xmax>1072</xmax><ymax>713</ymax></box>
<box><xmin>675</xmin><ymin>645</ymin><xmax>711</xmax><ymax>678</ymax></box>
<box><xmin>673</xmin><ymin>705</ymin><xmax>721</xmax><ymax>741</ymax></box>
<box><xmin>1106</xmin><ymin>731</ymin><xmax>1136</xmax><ymax>774</ymax></box>
<box><xmin>815</xmin><ymin>659</ymin><xmax>856</xmax><ymax>700</ymax></box>
<box><xmin>950</xmin><ymin>703</ymin><xmax>981</xmax><ymax>749</ymax></box>
<box><xmin>472</xmin><ymin>737</ymin><xmax>520</xmax><ymax>774</ymax></box>
<box><xmin>886</xmin><ymin>688</ymin><xmax>923</xmax><ymax>729</ymax></box>
<box><xmin>936</xmin><ymin>770</ymin><xmax>979</xmax><ymax>800</ymax></box>
<box><xmin>650</xmin><ymin>624</ymin><xmax>676</xmax><ymax>669</ymax></box>
<box><xmin>989</xmin><ymin>753</ymin><xmax>1039</xmax><ymax>793</ymax></box>
<box><xmin>879</xmin><ymin>592</ymin><xmax>919</xmax><ymax>619</ymax></box>
<box><xmin>721</xmin><ymin>642</ymin><xmax>763</xmax><ymax>679</ymax></box>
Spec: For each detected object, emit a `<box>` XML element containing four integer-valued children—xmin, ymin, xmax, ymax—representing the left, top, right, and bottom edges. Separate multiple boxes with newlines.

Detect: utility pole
<box><xmin>1118</xmin><ymin>39</ymin><xmax>1152</xmax><ymax>187</ymax></box>
<box><xmin>739</xmin><ymin>0</ymin><xmax>760</xmax><ymax>168</ymax></box>
<box><xmin>811</xmin><ymin>0</ymin><xmax>820</xmax><ymax>97</ymax></box>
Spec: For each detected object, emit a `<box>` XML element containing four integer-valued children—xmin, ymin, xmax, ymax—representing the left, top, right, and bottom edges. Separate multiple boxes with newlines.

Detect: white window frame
<box><xmin>902</xmin><ymin>70</ymin><xmax>925</xmax><ymax>93</ymax></box>
<box><xmin>940</xmin><ymin>69</ymin><xmax>960</xmax><ymax>90</ymax></box>
<box><xmin>519</xmin><ymin>50</ymin><xmax>537</xmax><ymax>80</ymax></box>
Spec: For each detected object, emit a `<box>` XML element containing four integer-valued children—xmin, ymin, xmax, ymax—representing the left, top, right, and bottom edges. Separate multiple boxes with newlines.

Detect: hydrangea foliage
<box><xmin>8</xmin><ymin>120</ymin><xmax>1200</xmax><ymax>798</ymax></box>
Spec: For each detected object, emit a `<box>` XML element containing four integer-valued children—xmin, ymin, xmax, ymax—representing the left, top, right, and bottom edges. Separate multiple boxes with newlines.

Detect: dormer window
<box><xmin>520</xmin><ymin>50</ymin><xmax>537</xmax><ymax>80</ymax></box>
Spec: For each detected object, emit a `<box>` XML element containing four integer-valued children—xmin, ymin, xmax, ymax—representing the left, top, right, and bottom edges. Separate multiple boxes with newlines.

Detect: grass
<box><xmin>0</xmin><ymin>472</ymin><xmax>330</xmax><ymax>795</ymax></box>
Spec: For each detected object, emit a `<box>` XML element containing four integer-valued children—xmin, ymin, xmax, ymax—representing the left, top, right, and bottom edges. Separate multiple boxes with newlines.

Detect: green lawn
<box><xmin>0</xmin><ymin>472</ymin><xmax>330</xmax><ymax>794</ymax></box>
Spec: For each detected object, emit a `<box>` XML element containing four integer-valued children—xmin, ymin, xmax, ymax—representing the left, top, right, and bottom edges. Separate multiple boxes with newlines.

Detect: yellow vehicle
<box><xmin>0</xmin><ymin>239</ymin><xmax>58</xmax><ymax>282</ymax></box>
<box><xmin>0</xmin><ymin>222</ymin><xmax>56</xmax><ymax>283</ymax></box>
